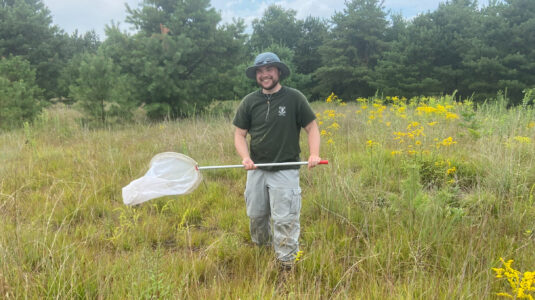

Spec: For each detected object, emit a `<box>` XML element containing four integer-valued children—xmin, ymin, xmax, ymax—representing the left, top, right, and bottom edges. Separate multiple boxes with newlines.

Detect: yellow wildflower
<box><xmin>407</xmin><ymin>121</ymin><xmax>420</xmax><ymax>129</ymax></box>
<box><xmin>326</xmin><ymin>92</ymin><xmax>336</xmax><ymax>103</ymax></box>
<box><xmin>366</xmin><ymin>140</ymin><xmax>378</xmax><ymax>147</ymax></box>
<box><xmin>495</xmin><ymin>292</ymin><xmax>513</xmax><ymax>298</ymax></box>
<box><xmin>513</xmin><ymin>136</ymin><xmax>531</xmax><ymax>144</ymax></box>
<box><xmin>328</xmin><ymin>122</ymin><xmax>340</xmax><ymax>130</ymax></box>
<box><xmin>441</xmin><ymin>137</ymin><xmax>457</xmax><ymax>146</ymax></box>
<box><xmin>294</xmin><ymin>250</ymin><xmax>303</xmax><ymax>262</ymax></box>
<box><xmin>445</xmin><ymin>112</ymin><xmax>459</xmax><ymax>120</ymax></box>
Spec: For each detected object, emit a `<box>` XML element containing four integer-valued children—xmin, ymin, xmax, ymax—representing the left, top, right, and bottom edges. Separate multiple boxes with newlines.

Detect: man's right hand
<box><xmin>242</xmin><ymin>157</ymin><xmax>256</xmax><ymax>170</ymax></box>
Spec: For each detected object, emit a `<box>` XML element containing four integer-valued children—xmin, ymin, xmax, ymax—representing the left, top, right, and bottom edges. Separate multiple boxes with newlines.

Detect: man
<box><xmin>233</xmin><ymin>52</ymin><xmax>321</xmax><ymax>269</ymax></box>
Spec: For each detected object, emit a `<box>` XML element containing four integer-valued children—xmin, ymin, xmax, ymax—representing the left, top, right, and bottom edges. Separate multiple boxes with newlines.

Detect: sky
<box><xmin>42</xmin><ymin>0</ymin><xmax>460</xmax><ymax>39</ymax></box>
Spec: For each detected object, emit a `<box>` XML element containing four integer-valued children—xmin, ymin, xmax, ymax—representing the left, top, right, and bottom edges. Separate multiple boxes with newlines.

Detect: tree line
<box><xmin>1</xmin><ymin>0</ymin><xmax>534</xmax><ymax>128</ymax></box>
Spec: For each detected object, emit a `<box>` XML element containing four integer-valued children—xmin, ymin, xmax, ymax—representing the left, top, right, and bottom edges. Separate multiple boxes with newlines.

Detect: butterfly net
<box><xmin>122</xmin><ymin>152</ymin><xmax>202</xmax><ymax>206</ymax></box>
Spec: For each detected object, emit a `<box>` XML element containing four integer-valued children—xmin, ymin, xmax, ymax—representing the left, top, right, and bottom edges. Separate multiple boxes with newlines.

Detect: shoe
<box><xmin>279</xmin><ymin>260</ymin><xmax>294</xmax><ymax>271</ymax></box>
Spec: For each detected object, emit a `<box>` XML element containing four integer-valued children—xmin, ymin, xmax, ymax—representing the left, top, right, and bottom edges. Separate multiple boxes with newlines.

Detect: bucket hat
<box><xmin>245</xmin><ymin>52</ymin><xmax>291</xmax><ymax>80</ymax></box>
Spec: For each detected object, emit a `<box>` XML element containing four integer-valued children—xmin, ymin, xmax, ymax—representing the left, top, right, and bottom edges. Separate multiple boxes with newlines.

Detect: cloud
<box><xmin>42</xmin><ymin>0</ymin><xmax>468</xmax><ymax>40</ymax></box>
<box><xmin>279</xmin><ymin>0</ymin><xmax>346</xmax><ymax>19</ymax></box>
<box><xmin>43</xmin><ymin>0</ymin><xmax>142</xmax><ymax>37</ymax></box>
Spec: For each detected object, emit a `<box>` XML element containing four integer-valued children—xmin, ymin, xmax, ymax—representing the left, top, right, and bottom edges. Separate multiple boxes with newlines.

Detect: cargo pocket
<box><xmin>270</xmin><ymin>187</ymin><xmax>301</xmax><ymax>219</ymax></box>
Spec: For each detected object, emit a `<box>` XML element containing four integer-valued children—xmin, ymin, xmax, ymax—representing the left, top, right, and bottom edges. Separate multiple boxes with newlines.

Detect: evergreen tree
<box><xmin>248</xmin><ymin>5</ymin><xmax>301</xmax><ymax>53</ymax></box>
<box><xmin>69</xmin><ymin>51</ymin><xmax>119</xmax><ymax>124</ymax></box>
<box><xmin>294</xmin><ymin>16</ymin><xmax>328</xmax><ymax>75</ymax></box>
<box><xmin>314</xmin><ymin>0</ymin><xmax>389</xmax><ymax>100</ymax></box>
<box><xmin>101</xmin><ymin>0</ymin><xmax>246</xmax><ymax>119</ymax></box>
<box><xmin>0</xmin><ymin>0</ymin><xmax>67</xmax><ymax>98</ymax></box>
<box><xmin>0</xmin><ymin>56</ymin><xmax>42</xmax><ymax>130</ymax></box>
<box><xmin>374</xmin><ymin>0</ymin><xmax>481</xmax><ymax>97</ymax></box>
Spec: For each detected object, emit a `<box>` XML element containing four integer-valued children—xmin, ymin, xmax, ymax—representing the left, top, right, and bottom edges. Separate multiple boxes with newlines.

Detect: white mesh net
<box><xmin>122</xmin><ymin>152</ymin><xmax>202</xmax><ymax>206</ymax></box>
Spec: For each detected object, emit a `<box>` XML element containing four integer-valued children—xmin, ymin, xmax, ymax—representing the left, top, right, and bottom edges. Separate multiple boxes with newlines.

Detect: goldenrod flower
<box><xmin>416</xmin><ymin>105</ymin><xmax>437</xmax><ymax>114</ymax></box>
<box><xmin>494</xmin><ymin>258</ymin><xmax>535</xmax><ymax>299</ymax></box>
<box><xmin>326</xmin><ymin>92</ymin><xmax>336</xmax><ymax>103</ymax></box>
<box><xmin>407</xmin><ymin>121</ymin><xmax>420</xmax><ymax>129</ymax></box>
<box><xmin>441</xmin><ymin>137</ymin><xmax>457</xmax><ymax>146</ymax></box>
<box><xmin>294</xmin><ymin>250</ymin><xmax>303</xmax><ymax>262</ymax></box>
<box><xmin>495</xmin><ymin>292</ymin><xmax>513</xmax><ymax>298</ymax></box>
<box><xmin>366</xmin><ymin>140</ymin><xmax>379</xmax><ymax>148</ymax></box>
<box><xmin>445</xmin><ymin>112</ymin><xmax>459</xmax><ymax>120</ymax></box>
<box><xmin>328</xmin><ymin>122</ymin><xmax>340</xmax><ymax>130</ymax></box>
<box><xmin>513</xmin><ymin>136</ymin><xmax>531</xmax><ymax>144</ymax></box>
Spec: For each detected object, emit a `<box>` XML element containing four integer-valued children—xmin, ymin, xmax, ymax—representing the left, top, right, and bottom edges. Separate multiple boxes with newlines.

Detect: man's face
<box><xmin>255</xmin><ymin>65</ymin><xmax>280</xmax><ymax>91</ymax></box>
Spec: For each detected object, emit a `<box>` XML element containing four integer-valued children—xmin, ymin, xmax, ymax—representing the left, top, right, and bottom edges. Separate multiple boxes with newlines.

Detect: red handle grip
<box><xmin>319</xmin><ymin>160</ymin><xmax>329</xmax><ymax>165</ymax></box>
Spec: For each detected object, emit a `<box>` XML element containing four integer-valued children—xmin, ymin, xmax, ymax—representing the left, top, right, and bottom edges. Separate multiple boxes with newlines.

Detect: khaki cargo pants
<box><xmin>245</xmin><ymin>169</ymin><xmax>301</xmax><ymax>262</ymax></box>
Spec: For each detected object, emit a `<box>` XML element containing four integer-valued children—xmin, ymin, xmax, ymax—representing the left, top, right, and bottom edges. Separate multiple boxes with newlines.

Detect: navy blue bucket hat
<box><xmin>245</xmin><ymin>52</ymin><xmax>291</xmax><ymax>80</ymax></box>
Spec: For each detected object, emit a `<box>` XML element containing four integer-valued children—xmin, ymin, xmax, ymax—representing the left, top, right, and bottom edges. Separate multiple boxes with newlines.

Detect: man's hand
<box><xmin>304</xmin><ymin>120</ymin><xmax>321</xmax><ymax>170</ymax></box>
<box><xmin>235</xmin><ymin>127</ymin><xmax>256</xmax><ymax>170</ymax></box>
<box><xmin>307</xmin><ymin>155</ymin><xmax>321</xmax><ymax>169</ymax></box>
<box><xmin>242</xmin><ymin>157</ymin><xmax>256</xmax><ymax>170</ymax></box>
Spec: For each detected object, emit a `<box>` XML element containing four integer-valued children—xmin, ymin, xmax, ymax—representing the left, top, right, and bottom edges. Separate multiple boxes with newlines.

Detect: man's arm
<box><xmin>234</xmin><ymin>127</ymin><xmax>256</xmax><ymax>170</ymax></box>
<box><xmin>304</xmin><ymin>120</ymin><xmax>321</xmax><ymax>169</ymax></box>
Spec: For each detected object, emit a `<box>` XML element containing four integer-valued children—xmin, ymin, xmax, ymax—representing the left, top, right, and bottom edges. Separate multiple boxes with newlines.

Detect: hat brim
<box><xmin>246</xmin><ymin>62</ymin><xmax>290</xmax><ymax>80</ymax></box>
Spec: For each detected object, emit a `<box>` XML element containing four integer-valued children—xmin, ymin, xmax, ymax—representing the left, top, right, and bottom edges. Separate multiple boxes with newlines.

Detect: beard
<box><xmin>258</xmin><ymin>77</ymin><xmax>279</xmax><ymax>92</ymax></box>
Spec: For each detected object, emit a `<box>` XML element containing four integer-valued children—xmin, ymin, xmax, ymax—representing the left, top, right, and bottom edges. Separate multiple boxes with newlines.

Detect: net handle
<box><xmin>197</xmin><ymin>160</ymin><xmax>329</xmax><ymax>170</ymax></box>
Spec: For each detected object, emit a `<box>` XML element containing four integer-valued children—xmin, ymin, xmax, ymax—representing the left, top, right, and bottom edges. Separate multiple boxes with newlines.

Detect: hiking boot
<box><xmin>279</xmin><ymin>260</ymin><xmax>294</xmax><ymax>271</ymax></box>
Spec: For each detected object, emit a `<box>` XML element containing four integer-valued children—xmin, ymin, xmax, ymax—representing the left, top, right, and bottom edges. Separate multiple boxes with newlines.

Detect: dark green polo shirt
<box><xmin>233</xmin><ymin>86</ymin><xmax>316</xmax><ymax>170</ymax></box>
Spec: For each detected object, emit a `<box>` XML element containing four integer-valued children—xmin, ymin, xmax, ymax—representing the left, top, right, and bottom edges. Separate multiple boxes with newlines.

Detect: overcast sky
<box><xmin>42</xmin><ymin>0</ymin><xmax>462</xmax><ymax>39</ymax></box>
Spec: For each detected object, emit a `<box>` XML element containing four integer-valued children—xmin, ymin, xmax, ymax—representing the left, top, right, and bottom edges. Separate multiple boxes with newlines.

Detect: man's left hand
<box><xmin>307</xmin><ymin>155</ymin><xmax>321</xmax><ymax>169</ymax></box>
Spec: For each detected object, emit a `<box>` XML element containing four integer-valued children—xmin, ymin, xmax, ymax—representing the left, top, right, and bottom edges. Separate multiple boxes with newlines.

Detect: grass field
<box><xmin>1</xmin><ymin>94</ymin><xmax>534</xmax><ymax>299</ymax></box>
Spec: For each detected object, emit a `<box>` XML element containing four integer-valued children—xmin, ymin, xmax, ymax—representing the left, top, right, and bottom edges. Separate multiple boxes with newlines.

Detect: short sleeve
<box><xmin>295</xmin><ymin>90</ymin><xmax>316</xmax><ymax>128</ymax></box>
<box><xmin>233</xmin><ymin>98</ymin><xmax>251</xmax><ymax>130</ymax></box>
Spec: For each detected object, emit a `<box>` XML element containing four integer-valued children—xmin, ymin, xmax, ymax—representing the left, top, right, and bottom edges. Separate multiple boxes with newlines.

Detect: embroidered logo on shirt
<box><xmin>278</xmin><ymin>106</ymin><xmax>286</xmax><ymax>117</ymax></box>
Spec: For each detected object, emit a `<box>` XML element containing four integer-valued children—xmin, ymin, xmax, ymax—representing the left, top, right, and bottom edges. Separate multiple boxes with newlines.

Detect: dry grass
<box><xmin>1</xmin><ymin>97</ymin><xmax>534</xmax><ymax>299</ymax></box>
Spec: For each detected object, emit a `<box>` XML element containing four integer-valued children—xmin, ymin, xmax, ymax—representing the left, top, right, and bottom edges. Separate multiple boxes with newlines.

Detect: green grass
<box><xmin>1</xmin><ymin>97</ymin><xmax>534</xmax><ymax>299</ymax></box>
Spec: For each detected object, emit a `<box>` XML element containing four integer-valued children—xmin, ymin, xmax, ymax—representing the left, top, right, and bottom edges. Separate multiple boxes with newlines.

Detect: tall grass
<box><xmin>1</xmin><ymin>96</ymin><xmax>534</xmax><ymax>299</ymax></box>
